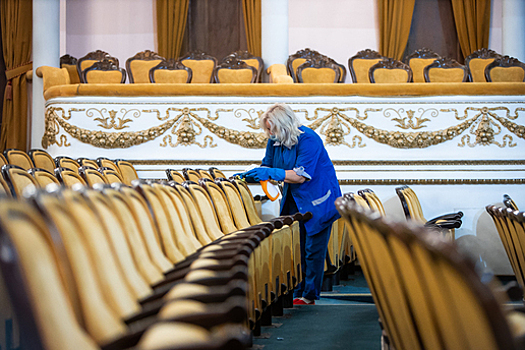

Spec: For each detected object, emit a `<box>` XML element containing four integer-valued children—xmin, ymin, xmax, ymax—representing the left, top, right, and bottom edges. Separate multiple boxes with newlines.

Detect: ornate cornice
<box><xmin>338</xmin><ymin>178</ymin><xmax>525</xmax><ymax>185</ymax></box>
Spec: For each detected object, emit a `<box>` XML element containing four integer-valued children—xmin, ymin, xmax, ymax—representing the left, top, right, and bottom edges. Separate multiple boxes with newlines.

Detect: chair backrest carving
<box><xmin>485</xmin><ymin>56</ymin><xmax>525</xmax><ymax>82</ymax></box>
<box><xmin>221</xmin><ymin>50</ymin><xmax>264</xmax><ymax>82</ymax></box>
<box><xmin>149</xmin><ymin>59</ymin><xmax>192</xmax><ymax>83</ymax></box>
<box><xmin>296</xmin><ymin>56</ymin><xmax>341</xmax><ymax>83</ymax></box>
<box><xmin>423</xmin><ymin>57</ymin><xmax>468</xmax><ymax>82</ymax></box>
<box><xmin>77</xmin><ymin>50</ymin><xmax>119</xmax><ymax>83</ymax></box>
<box><xmin>125</xmin><ymin>50</ymin><xmax>165</xmax><ymax>83</ymax></box>
<box><xmin>369</xmin><ymin>58</ymin><xmax>412</xmax><ymax>83</ymax></box>
<box><xmin>178</xmin><ymin>50</ymin><xmax>218</xmax><ymax>83</ymax></box>
<box><xmin>404</xmin><ymin>48</ymin><xmax>442</xmax><ymax>83</ymax></box>
<box><xmin>82</xmin><ymin>58</ymin><xmax>127</xmax><ymax>84</ymax></box>
<box><xmin>214</xmin><ymin>57</ymin><xmax>257</xmax><ymax>84</ymax></box>
<box><xmin>289</xmin><ymin>48</ymin><xmax>346</xmax><ymax>83</ymax></box>
<box><xmin>464</xmin><ymin>48</ymin><xmax>502</xmax><ymax>82</ymax></box>
<box><xmin>348</xmin><ymin>49</ymin><xmax>384</xmax><ymax>83</ymax></box>
<box><xmin>60</xmin><ymin>54</ymin><xmax>80</xmax><ymax>84</ymax></box>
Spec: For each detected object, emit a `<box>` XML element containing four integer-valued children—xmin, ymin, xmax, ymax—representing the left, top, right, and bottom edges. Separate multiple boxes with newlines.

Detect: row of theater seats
<box><xmin>60</xmin><ymin>49</ymin><xmax>264</xmax><ymax>84</ymax></box>
<box><xmin>0</xmin><ymin>150</ymin><xmax>324</xmax><ymax>348</ymax></box>
<box><xmin>0</xmin><ymin>149</ymin><xmax>139</xmax><ymax>197</ymax></box>
<box><xmin>338</xmin><ymin>190</ymin><xmax>525</xmax><ymax>349</ymax></box>
<box><xmin>279</xmin><ymin>47</ymin><xmax>525</xmax><ymax>84</ymax></box>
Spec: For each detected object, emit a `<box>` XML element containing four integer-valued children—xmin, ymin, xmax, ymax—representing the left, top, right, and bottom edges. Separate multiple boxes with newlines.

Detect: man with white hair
<box><xmin>238</xmin><ymin>103</ymin><xmax>341</xmax><ymax>305</ymax></box>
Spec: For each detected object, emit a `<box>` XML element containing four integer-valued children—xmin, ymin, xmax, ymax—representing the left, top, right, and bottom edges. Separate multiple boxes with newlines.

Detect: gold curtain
<box><xmin>242</xmin><ymin>0</ymin><xmax>261</xmax><ymax>57</ymax></box>
<box><xmin>378</xmin><ymin>0</ymin><xmax>416</xmax><ymax>60</ymax></box>
<box><xmin>0</xmin><ymin>0</ymin><xmax>32</xmax><ymax>152</ymax></box>
<box><xmin>451</xmin><ymin>0</ymin><xmax>491</xmax><ymax>58</ymax></box>
<box><xmin>156</xmin><ymin>0</ymin><xmax>189</xmax><ymax>59</ymax></box>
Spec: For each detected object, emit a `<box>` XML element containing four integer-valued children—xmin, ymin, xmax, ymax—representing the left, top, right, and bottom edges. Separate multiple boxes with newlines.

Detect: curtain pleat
<box><xmin>378</xmin><ymin>0</ymin><xmax>416</xmax><ymax>60</ymax></box>
<box><xmin>156</xmin><ymin>0</ymin><xmax>189</xmax><ymax>59</ymax></box>
<box><xmin>451</xmin><ymin>0</ymin><xmax>491</xmax><ymax>58</ymax></box>
<box><xmin>242</xmin><ymin>0</ymin><xmax>261</xmax><ymax>57</ymax></box>
<box><xmin>0</xmin><ymin>0</ymin><xmax>32</xmax><ymax>152</ymax></box>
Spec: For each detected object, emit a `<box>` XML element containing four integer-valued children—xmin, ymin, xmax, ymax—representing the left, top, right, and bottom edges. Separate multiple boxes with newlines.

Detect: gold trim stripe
<box><xmin>338</xmin><ymin>179</ymin><xmax>525</xmax><ymax>185</ymax></box>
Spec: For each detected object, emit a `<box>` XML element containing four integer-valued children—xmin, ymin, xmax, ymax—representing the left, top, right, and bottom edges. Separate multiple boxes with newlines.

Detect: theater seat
<box><xmin>179</xmin><ymin>50</ymin><xmax>217</xmax><ymax>83</ymax></box>
<box><xmin>77</xmin><ymin>49</ymin><xmax>119</xmax><ymax>83</ymax></box>
<box><xmin>404</xmin><ymin>47</ymin><xmax>441</xmax><ymax>83</ymax></box>
<box><xmin>369</xmin><ymin>58</ymin><xmax>412</xmax><ymax>84</ymax></box>
<box><xmin>82</xmin><ymin>58</ymin><xmax>127</xmax><ymax>84</ymax></box>
<box><xmin>485</xmin><ymin>56</ymin><xmax>525</xmax><ymax>82</ymax></box>
<box><xmin>126</xmin><ymin>50</ymin><xmax>165</xmax><ymax>83</ymax></box>
<box><xmin>2</xmin><ymin>164</ymin><xmax>38</xmax><ymax>197</ymax></box>
<box><xmin>28</xmin><ymin>149</ymin><xmax>56</xmax><ymax>173</ymax></box>
<box><xmin>28</xmin><ymin>168</ymin><xmax>60</xmax><ymax>188</ymax></box>
<box><xmin>214</xmin><ymin>58</ymin><xmax>257</xmax><ymax>84</ymax></box>
<box><xmin>60</xmin><ymin>54</ymin><xmax>81</xmax><ymax>84</ymax></box>
<box><xmin>297</xmin><ymin>57</ymin><xmax>340</xmax><ymax>83</ymax></box>
<box><xmin>4</xmin><ymin>149</ymin><xmax>34</xmax><ymax>170</ymax></box>
<box><xmin>348</xmin><ymin>49</ymin><xmax>384</xmax><ymax>83</ymax></box>
<box><xmin>424</xmin><ymin>58</ymin><xmax>468</xmax><ymax>82</ymax></box>
<box><xmin>149</xmin><ymin>58</ymin><xmax>193</xmax><ymax>84</ymax></box>
<box><xmin>465</xmin><ymin>48</ymin><xmax>502</xmax><ymax>82</ymax></box>
<box><xmin>221</xmin><ymin>50</ymin><xmax>264</xmax><ymax>82</ymax></box>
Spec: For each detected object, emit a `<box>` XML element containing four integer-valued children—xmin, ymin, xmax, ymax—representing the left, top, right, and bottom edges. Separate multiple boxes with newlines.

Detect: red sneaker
<box><xmin>293</xmin><ymin>298</ymin><xmax>315</xmax><ymax>305</ymax></box>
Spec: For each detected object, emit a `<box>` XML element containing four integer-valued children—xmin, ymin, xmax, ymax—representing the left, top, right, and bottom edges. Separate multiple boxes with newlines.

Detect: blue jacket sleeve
<box><xmin>293</xmin><ymin>131</ymin><xmax>321</xmax><ymax>181</ymax></box>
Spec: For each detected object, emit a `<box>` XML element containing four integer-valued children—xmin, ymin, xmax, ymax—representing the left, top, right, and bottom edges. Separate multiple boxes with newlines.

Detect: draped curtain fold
<box><xmin>156</xmin><ymin>0</ymin><xmax>190</xmax><ymax>59</ymax></box>
<box><xmin>0</xmin><ymin>0</ymin><xmax>32</xmax><ymax>152</ymax></box>
<box><xmin>242</xmin><ymin>0</ymin><xmax>261</xmax><ymax>57</ymax></box>
<box><xmin>450</xmin><ymin>0</ymin><xmax>491</xmax><ymax>58</ymax></box>
<box><xmin>378</xmin><ymin>0</ymin><xmax>416</xmax><ymax>60</ymax></box>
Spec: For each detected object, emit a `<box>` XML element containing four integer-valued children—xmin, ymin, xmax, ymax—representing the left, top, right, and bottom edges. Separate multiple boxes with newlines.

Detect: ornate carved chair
<box><xmin>423</xmin><ymin>58</ymin><xmax>468</xmax><ymax>82</ymax></box>
<box><xmin>404</xmin><ymin>48</ymin><xmax>442</xmax><ymax>82</ymax></box>
<box><xmin>288</xmin><ymin>48</ymin><xmax>346</xmax><ymax>83</ymax></box>
<box><xmin>464</xmin><ymin>48</ymin><xmax>502</xmax><ymax>82</ymax></box>
<box><xmin>213</xmin><ymin>58</ymin><xmax>258</xmax><ymax>84</ymax></box>
<box><xmin>126</xmin><ymin>50</ymin><xmax>165</xmax><ymax>83</ymax></box>
<box><xmin>76</xmin><ymin>50</ymin><xmax>119</xmax><ymax>83</ymax></box>
<box><xmin>485</xmin><ymin>56</ymin><xmax>525</xmax><ymax>82</ymax></box>
<box><xmin>221</xmin><ymin>50</ymin><xmax>263</xmax><ymax>82</ymax></box>
<box><xmin>348</xmin><ymin>49</ymin><xmax>384</xmax><ymax>83</ymax></box>
<box><xmin>82</xmin><ymin>58</ymin><xmax>127</xmax><ymax>84</ymax></box>
<box><xmin>149</xmin><ymin>59</ymin><xmax>192</xmax><ymax>83</ymax></box>
<box><xmin>60</xmin><ymin>54</ymin><xmax>81</xmax><ymax>84</ymax></box>
<box><xmin>296</xmin><ymin>56</ymin><xmax>341</xmax><ymax>83</ymax></box>
<box><xmin>178</xmin><ymin>50</ymin><xmax>218</xmax><ymax>83</ymax></box>
<box><xmin>368</xmin><ymin>58</ymin><xmax>413</xmax><ymax>83</ymax></box>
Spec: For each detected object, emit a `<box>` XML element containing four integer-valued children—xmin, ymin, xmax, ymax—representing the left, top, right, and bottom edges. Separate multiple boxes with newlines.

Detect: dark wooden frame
<box><xmin>221</xmin><ymin>50</ymin><xmax>264</xmax><ymax>82</ymax></box>
<box><xmin>76</xmin><ymin>50</ymin><xmax>119</xmax><ymax>83</ymax></box>
<box><xmin>485</xmin><ymin>55</ymin><xmax>525</xmax><ymax>82</ymax></box>
<box><xmin>178</xmin><ymin>50</ymin><xmax>218</xmax><ymax>83</ymax></box>
<box><xmin>213</xmin><ymin>57</ymin><xmax>257</xmax><ymax>84</ymax></box>
<box><xmin>149</xmin><ymin>59</ymin><xmax>193</xmax><ymax>83</ymax></box>
<box><xmin>464</xmin><ymin>48</ymin><xmax>502</xmax><ymax>82</ymax></box>
<box><xmin>60</xmin><ymin>54</ymin><xmax>77</xmax><ymax>67</ymax></box>
<box><xmin>348</xmin><ymin>49</ymin><xmax>384</xmax><ymax>83</ymax></box>
<box><xmin>81</xmin><ymin>58</ymin><xmax>127</xmax><ymax>84</ymax></box>
<box><xmin>404</xmin><ymin>47</ymin><xmax>441</xmax><ymax>65</ymax></box>
<box><xmin>125</xmin><ymin>50</ymin><xmax>165</xmax><ymax>83</ymax></box>
<box><xmin>296</xmin><ymin>57</ymin><xmax>341</xmax><ymax>83</ymax></box>
<box><xmin>368</xmin><ymin>58</ymin><xmax>413</xmax><ymax>83</ymax></box>
<box><xmin>288</xmin><ymin>48</ymin><xmax>346</xmax><ymax>83</ymax></box>
<box><xmin>423</xmin><ymin>57</ymin><xmax>468</xmax><ymax>82</ymax></box>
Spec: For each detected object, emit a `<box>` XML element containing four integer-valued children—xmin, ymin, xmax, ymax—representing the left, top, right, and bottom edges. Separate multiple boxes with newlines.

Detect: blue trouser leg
<box><xmin>293</xmin><ymin>223</ymin><xmax>332</xmax><ymax>300</ymax></box>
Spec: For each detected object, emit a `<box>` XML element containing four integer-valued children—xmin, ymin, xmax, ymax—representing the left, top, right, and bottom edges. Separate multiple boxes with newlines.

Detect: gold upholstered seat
<box><xmin>126</xmin><ymin>50</ymin><xmax>165</xmax><ymax>83</ymax></box>
<box><xmin>423</xmin><ymin>58</ymin><xmax>468</xmax><ymax>83</ymax></box>
<box><xmin>296</xmin><ymin>57</ymin><xmax>341</xmax><ymax>83</ymax></box>
<box><xmin>1</xmin><ymin>164</ymin><xmax>38</xmax><ymax>197</ymax></box>
<box><xmin>28</xmin><ymin>149</ymin><xmax>56</xmax><ymax>173</ymax></box>
<box><xmin>348</xmin><ymin>49</ymin><xmax>384</xmax><ymax>83</ymax></box>
<box><xmin>369</xmin><ymin>58</ymin><xmax>412</xmax><ymax>83</ymax></box>
<box><xmin>4</xmin><ymin>149</ymin><xmax>34</xmax><ymax>170</ymax></box>
<box><xmin>60</xmin><ymin>54</ymin><xmax>81</xmax><ymax>84</ymax></box>
<box><xmin>288</xmin><ymin>48</ymin><xmax>346</xmax><ymax>83</ymax></box>
<box><xmin>464</xmin><ymin>48</ymin><xmax>502</xmax><ymax>82</ymax></box>
<box><xmin>485</xmin><ymin>56</ymin><xmax>525</xmax><ymax>82</ymax></box>
<box><xmin>82</xmin><ymin>59</ymin><xmax>127</xmax><ymax>84</ymax></box>
<box><xmin>149</xmin><ymin>59</ymin><xmax>192</xmax><ymax>83</ymax></box>
<box><xmin>179</xmin><ymin>50</ymin><xmax>217</xmax><ymax>83</ymax></box>
<box><xmin>404</xmin><ymin>48</ymin><xmax>442</xmax><ymax>83</ymax></box>
<box><xmin>77</xmin><ymin>50</ymin><xmax>119</xmax><ymax>83</ymax></box>
<box><xmin>214</xmin><ymin>58</ymin><xmax>257</xmax><ymax>84</ymax></box>
<box><xmin>221</xmin><ymin>50</ymin><xmax>264</xmax><ymax>82</ymax></box>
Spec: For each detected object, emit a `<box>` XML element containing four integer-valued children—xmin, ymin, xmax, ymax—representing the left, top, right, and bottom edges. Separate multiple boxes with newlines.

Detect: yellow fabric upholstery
<box><xmin>469</xmin><ymin>58</ymin><xmax>495</xmax><ymax>82</ymax></box>
<box><xmin>428</xmin><ymin>68</ymin><xmax>466</xmax><ymax>82</ymax></box>
<box><xmin>217</xmin><ymin>68</ymin><xmax>254</xmax><ymax>83</ymax></box>
<box><xmin>292</xmin><ymin>58</ymin><xmax>307</xmax><ymax>77</ymax></box>
<box><xmin>36</xmin><ymin>66</ymin><xmax>70</xmax><ymax>91</ymax></box>
<box><xmin>353</xmin><ymin>59</ymin><xmax>382</xmax><ymax>83</ymax></box>
<box><xmin>130</xmin><ymin>59</ymin><xmax>163</xmax><ymax>83</ymax></box>
<box><xmin>410</xmin><ymin>58</ymin><xmax>437</xmax><ymax>82</ymax></box>
<box><xmin>490</xmin><ymin>67</ymin><xmax>525</xmax><ymax>82</ymax></box>
<box><xmin>85</xmin><ymin>70</ymin><xmax>123</xmax><ymax>84</ymax></box>
<box><xmin>300</xmin><ymin>68</ymin><xmax>337</xmax><ymax>83</ymax></box>
<box><xmin>80</xmin><ymin>60</ymin><xmax>97</xmax><ymax>72</ymax></box>
<box><xmin>63</xmin><ymin>64</ymin><xmax>80</xmax><ymax>84</ymax></box>
<box><xmin>274</xmin><ymin>75</ymin><xmax>294</xmax><ymax>83</ymax></box>
<box><xmin>243</xmin><ymin>58</ymin><xmax>260</xmax><ymax>72</ymax></box>
<box><xmin>372</xmin><ymin>68</ymin><xmax>409</xmax><ymax>83</ymax></box>
<box><xmin>153</xmin><ymin>69</ymin><xmax>189</xmax><ymax>83</ymax></box>
<box><xmin>181</xmin><ymin>60</ymin><xmax>215</xmax><ymax>83</ymax></box>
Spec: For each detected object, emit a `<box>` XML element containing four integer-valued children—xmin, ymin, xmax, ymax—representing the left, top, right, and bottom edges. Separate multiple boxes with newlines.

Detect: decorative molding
<box><xmin>338</xmin><ymin>178</ymin><xmax>525</xmax><ymax>186</ymax></box>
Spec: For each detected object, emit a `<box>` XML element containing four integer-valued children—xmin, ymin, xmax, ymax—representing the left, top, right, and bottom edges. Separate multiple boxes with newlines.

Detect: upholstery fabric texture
<box><xmin>428</xmin><ymin>68</ymin><xmax>466</xmax><ymax>82</ymax></box>
<box><xmin>300</xmin><ymin>68</ymin><xmax>337</xmax><ymax>83</ymax></box>
<box><xmin>373</xmin><ymin>69</ymin><xmax>409</xmax><ymax>83</ymax></box>
<box><xmin>153</xmin><ymin>69</ymin><xmax>189</xmax><ymax>83</ymax></box>
<box><xmin>490</xmin><ymin>67</ymin><xmax>525</xmax><ymax>82</ymax></box>
<box><xmin>217</xmin><ymin>69</ymin><xmax>254</xmax><ymax>83</ymax></box>
<box><xmin>353</xmin><ymin>59</ymin><xmax>382</xmax><ymax>83</ymax></box>
<box><xmin>469</xmin><ymin>58</ymin><xmax>495</xmax><ymax>82</ymax></box>
<box><xmin>410</xmin><ymin>58</ymin><xmax>438</xmax><ymax>83</ymax></box>
<box><xmin>130</xmin><ymin>60</ymin><xmax>163</xmax><ymax>83</ymax></box>
<box><xmin>181</xmin><ymin>60</ymin><xmax>214</xmax><ymax>83</ymax></box>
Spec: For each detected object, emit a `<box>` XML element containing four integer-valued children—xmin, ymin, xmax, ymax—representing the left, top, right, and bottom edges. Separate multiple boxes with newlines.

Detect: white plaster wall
<box><xmin>489</xmin><ymin>0</ymin><xmax>503</xmax><ymax>54</ymax></box>
<box><xmin>288</xmin><ymin>0</ymin><xmax>379</xmax><ymax>83</ymax></box>
<box><xmin>65</xmin><ymin>0</ymin><xmax>157</xmax><ymax>70</ymax></box>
